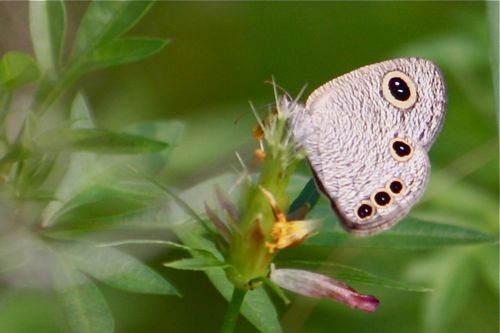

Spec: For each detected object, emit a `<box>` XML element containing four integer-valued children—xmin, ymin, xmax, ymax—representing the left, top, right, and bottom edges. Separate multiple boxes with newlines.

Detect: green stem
<box><xmin>221</xmin><ymin>288</ymin><xmax>247</xmax><ymax>333</ymax></box>
<box><xmin>33</xmin><ymin>67</ymin><xmax>79</xmax><ymax>116</ymax></box>
<box><xmin>0</xmin><ymin>91</ymin><xmax>13</xmax><ymax>139</ymax></box>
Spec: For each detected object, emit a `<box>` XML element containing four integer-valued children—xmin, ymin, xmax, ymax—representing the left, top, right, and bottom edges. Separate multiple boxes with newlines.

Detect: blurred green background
<box><xmin>0</xmin><ymin>1</ymin><xmax>498</xmax><ymax>333</ymax></box>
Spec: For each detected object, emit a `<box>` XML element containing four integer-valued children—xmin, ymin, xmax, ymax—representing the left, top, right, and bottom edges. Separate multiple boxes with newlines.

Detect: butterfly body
<box><xmin>289</xmin><ymin>58</ymin><xmax>447</xmax><ymax>235</ymax></box>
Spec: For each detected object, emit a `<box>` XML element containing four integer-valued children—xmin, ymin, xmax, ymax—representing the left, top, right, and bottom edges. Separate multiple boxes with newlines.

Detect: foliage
<box><xmin>0</xmin><ymin>1</ymin><xmax>497</xmax><ymax>333</ymax></box>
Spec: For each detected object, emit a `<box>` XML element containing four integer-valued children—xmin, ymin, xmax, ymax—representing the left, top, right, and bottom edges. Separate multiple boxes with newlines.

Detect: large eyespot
<box><xmin>371</xmin><ymin>190</ymin><xmax>392</xmax><ymax>208</ymax></box>
<box><xmin>381</xmin><ymin>70</ymin><xmax>417</xmax><ymax>109</ymax></box>
<box><xmin>386</xmin><ymin>178</ymin><xmax>405</xmax><ymax>195</ymax></box>
<box><xmin>355</xmin><ymin>200</ymin><xmax>376</xmax><ymax>220</ymax></box>
<box><xmin>389</xmin><ymin>138</ymin><xmax>413</xmax><ymax>161</ymax></box>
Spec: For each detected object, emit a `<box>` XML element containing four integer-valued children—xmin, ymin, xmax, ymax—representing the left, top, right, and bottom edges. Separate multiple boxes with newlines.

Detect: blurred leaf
<box><xmin>70</xmin><ymin>1</ymin><xmax>153</xmax><ymax>63</ymax></box>
<box><xmin>98</xmin><ymin>239</ymin><xmax>217</xmax><ymax>258</ymax></box>
<box><xmin>305</xmin><ymin>207</ymin><xmax>496</xmax><ymax>249</ymax></box>
<box><xmin>475</xmin><ymin>244</ymin><xmax>499</xmax><ymax>294</ymax></box>
<box><xmin>56</xmin><ymin>241</ymin><xmax>179</xmax><ymax>296</ymax></box>
<box><xmin>164</xmin><ymin>257</ymin><xmax>228</xmax><ymax>270</ymax></box>
<box><xmin>275</xmin><ymin>259</ymin><xmax>431</xmax><ymax>292</ymax></box>
<box><xmin>81</xmin><ymin>37</ymin><xmax>169</xmax><ymax>73</ymax></box>
<box><xmin>41</xmin><ymin>93</ymin><xmax>99</xmax><ymax>227</ymax></box>
<box><xmin>175</xmin><ymin>226</ymin><xmax>282</xmax><ymax>333</ymax></box>
<box><xmin>422</xmin><ymin>251</ymin><xmax>476</xmax><ymax>333</ymax></box>
<box><xmin>0</xmin><ymin>291</ymin><xmax>63</xmax><ymax>333</ymax></box>
<box><xmin>125</xmin><ymin>121</ymin><xmax>185</xmax><ymax>174</ymax></box>
<box><xmin>46</xmin><ymin>172</ymin><xmax>236</xmax><ymax>235</ymax></box>
<box><xmin>487</xmin><ymin>1</ymin><xmax>499</xmax><ymax>112</ymax></box>
<box><xmin>50</xmin><ymin>185</ymin><xmax>153</xmax><ymax>225</ymax></box>
<box><xmin>0</xmin><ymin>52</ymin><xmax>40</xmax><ymax>90</ymax></box>
<box><xmin>56</xmin><ymin>263</ymin><xmax>114</xmax><ymax>333</ymax></box>
<box><xmin>18</xmin><ymin>153</ymin><xmax>56</xmax><ymax>195</ymax></box>
<box><xmin>36</xmin><ymin>128</ymin><xmax>168</xmax><ymax>154</ymax></box>
<box><xmin>29</xmin><ymin>0</ymin><xmax>66</xmax><ymax>71</ymax></box>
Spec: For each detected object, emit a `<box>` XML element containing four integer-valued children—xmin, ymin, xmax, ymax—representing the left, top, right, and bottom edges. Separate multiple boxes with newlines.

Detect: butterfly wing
<box><xmin>290</xmin><ymin>58</ymin><xmax>447</xmax><ymax>235</ymax></box>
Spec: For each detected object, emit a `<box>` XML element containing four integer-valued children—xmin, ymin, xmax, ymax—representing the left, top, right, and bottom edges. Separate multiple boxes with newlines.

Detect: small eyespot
<box><xmin>371</xmin><ymin>190</ymin><xmax>392</xmax><ymax>207</ymax></box>
<box><xmin>381</xmin><ymin>70</ymin><xmax>417</xmax><ymax>109</ymax></box>
<box><xmin>389</xmin><ymin>138</ymin><xmax>413</xmax><ymax>161</ymax></box>
<box><xmin>387</xmin><ymin>178</ymin><xmax>405</xmax><ymax>195</ymax></box>
<box><xmin>356</xmin><ymin>201</ymin><xmax>375</xmax><ymax>220</ymax></box>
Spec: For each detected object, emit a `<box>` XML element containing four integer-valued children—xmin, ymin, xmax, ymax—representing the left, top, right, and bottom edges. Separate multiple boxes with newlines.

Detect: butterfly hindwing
<box><xmin>289</xmin><ymin>58</ymin><xmax>447</xmax><ymax>235</ymax></box>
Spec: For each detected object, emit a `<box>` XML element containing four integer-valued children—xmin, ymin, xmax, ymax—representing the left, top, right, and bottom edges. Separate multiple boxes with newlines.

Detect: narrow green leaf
<box><xmin>29</xmin><ymin>0</ymin><xmax>66</xmax><ymax>71</ymax></box>
<box><xmin>81</xmin><ymin>37</ymin><xmax>169</xmax><ymax>73</ymax></box>
<box><xmin>41</xmin><ymin>93</ymin><xmax>98</xmax><ymax>227</ymax></box>
<box><xmin>175</xmin><ymin>226</ymin><xmax>283</xmax><ymax>333</ymax></box>
<box><xmin>476</xmin><ymin>244</ymin><xmax>500</xmax><ymax>294</ymax></box>
<box><xmin>206</xmin><ymin>269</ymin><xmax>283</xmax><ymax>333</ymax></box>
<box><xmin>70</xmin><ymin>1</ymin><xmax>153</xmax><ymax>62</ymax></box>
<box><xmin>55</xmin><ymin>241</ymin><xmax>179</xmax><ymax>295</ymax></box>
<box><xmin>306</xmin><ymin>208</ymin><xmax>496</xmax><ymax>249</ymax></box>
<box><xmin>55</xmin><ymin>263</ymin><xmax>114</xmax><ymax>333</ymax></box>
<box><xmin>125</xmin><ymin>121</ymin><xmax>185</xmax><ymax>174</ymax></box>
<box><xmin>98</xmin><ymin>239</ymin><xmax>216</xmax><ymax>258</ymax></box>
<box><xmin>0</xmin><ymin>52</ymin><xmax>40</xmax><ymax>90</ymax></box>
<box><xmin>36</xmin><ymin>128</ymin><xmax>168</xmax><ymax>154</ymax></box>
<box><xmin>50</xmin><ymin>185</ymin><xmax>153</xmax><ymax>225</ymax></box>
<box><xmin>43</xmin><ymin>173</ymin><xmax>236</xmax><ymax>236</ymax></box>
<box><xmin>423</xmin><ymin>252</ymin><xmax>476</xmax><ymax>333</ymax></box>
<box><xmin>288</xmin><ymin>178</ymin><xmax>320</xmax><ymax>214</ymax></box>
<box><xmin>17</xmin><ymin>154</ymin><xmax>56</xmax><ymax>197</ymax></box>
<box><xmin>164</xmin><ymin>257</ymin><xmax>228</xmax><ymax>270</ymax></box>
<box><xmin>256</xmin><ymin>276</ymin><xmax>291</xmax><ymax>304</ymax></box>
<box><xmin>275</xmin><ymin>259</ymin><xmax>432</xmax><ymax>292</ymax></box>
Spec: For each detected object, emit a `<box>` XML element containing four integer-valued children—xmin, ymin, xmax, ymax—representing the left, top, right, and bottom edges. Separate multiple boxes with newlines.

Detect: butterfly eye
<box><xmin>356</xmin><ymin>201</ymin><xmax>376</xmax><ymax>220</ymax></box>
<box><xmin>371</xmin><ymin>190</ymin><xmax>392</xmax><ymax>207</ymax></box>
<box><xmin>381</xmin><ymin>70</ymin><xmax>417</xmax><ymax>109</ymax></box>
<box><xmin>389</xmin><ymin>138</ymin><xmax>413</xmax><ymax>161</ymax></box>
<box><xmin>386</xmin><ymin>178</ymin><xmax>405</xmax><ymax>195</ymax></box>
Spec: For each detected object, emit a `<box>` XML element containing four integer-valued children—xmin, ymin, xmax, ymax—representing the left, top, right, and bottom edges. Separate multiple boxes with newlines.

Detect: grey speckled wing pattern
<box><xmin>289</xmin><ymin>58</ymin><xmax>447</xmax><ymax>235</ymax></box>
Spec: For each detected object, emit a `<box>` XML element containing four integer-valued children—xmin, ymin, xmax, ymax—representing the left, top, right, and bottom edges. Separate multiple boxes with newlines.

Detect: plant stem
<box><xmin>220</xmin><ymin>288</ymin><xmax>247</xmax><ymax>333</ymax></box>
<box><xmin>0</xmin><ymin>91</ymin><xmax>12</xmax><ymax>140</ymax></box>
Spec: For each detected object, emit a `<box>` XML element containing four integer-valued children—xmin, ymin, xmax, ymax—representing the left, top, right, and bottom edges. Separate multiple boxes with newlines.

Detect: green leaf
<box><xmin>29</xmin><ymin>0</ymin><xmax>66</xmax><ymax>71</ymax></box>
<box><xmin>98</xmin><ymin>239</ymin><xmax>217</xmax><ymax>258</ymax></box>
<box><xmin>0</xmin><ymin>290</ymin><xmax>63</xmax><ymax>333</ymax></box>
<box><xmin>288</xmin><ymin>178</ymin><xmax>320</xmax><ymax>214</ymax></box>
<box><xmin>256</xmin><ymin>276</ymin><xmax>291</xmax><ymax>304</ymax></box>
<box><xmin>275</xmin><ymin>259</ymin><xmax>431</xmax><ymax>292</ymax></box>
<box><xmin>18</xmin><ymin>154</ymin><xmax>56</xmax><ymax>194</ymax></box>
<box><xmin>50</xmin><ymin>185</ymin><xmax>154</xmax><ymax>225</ymax></box>
<box><xmin>55</xmin><ymin>263</ymin><xmax>114</xmax><ymax>333</ymax></box>
<box><xmin>0</xmin><ymin>52</ymin><xmax>40</xmax><ymax>90</ymax></box>
<box><xmin>206</xmin><ymin>269</ymin><xmax>283</xmax><ymax>333</ymax></box>
<box><xmin>422</xmin><ymin>251</ymin><xmax>476</xmax><ymax>333</ymax></box>
<box><xmin>43</xmin><ymin>173</ymin><xmax>236</xmax><ymax>236</ymax></box>
<box><xmin>81</xmin><ymin>37</ymin><xmax>169</xmax><ymax>73</ymax></box>
<box><xmin>70</xmin><ymin>1</ymin><xmax>154</xmax><ymax>63</ymax></box>
<box><xmin>175</xmin><ymin>226</ymin><xmax>282</xmax><ymax>333</ymax></box>
<box><xmin>36</xmin><ymin>128</ymin><xmax>168</xmax><ymax>154</ymax></box>
<box><xmin>55</xmin><ymin>241</ymin><xmax>179</xmax><ymax>295</ymax></box>
<box><xmin>124</xmin><ymin>120</ymin><xmax>185</xmax><ymax>174</ymax></box>
<box><xmin>41</xmin><ymin>93</ymin><xmax>99</xmax><ymax>227</ymax></box>
<box><xmin>474</xmin><ymin>244</ymin><xmax>499</xmax><ymax>294</ymax></box>
<box><xmin>305</xmin><ymin>208</ymin><xmax>497</xmax><ymax>249</ymax></box>
<box><xmin>164</xmin><ymin>257</ymin><xmax>228</xmax><ymax>270</ymax></box>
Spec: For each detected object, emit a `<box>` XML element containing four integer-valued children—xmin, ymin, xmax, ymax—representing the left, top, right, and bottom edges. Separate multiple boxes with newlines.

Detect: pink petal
<box><xmin>271</xmin><ymin>268</ymin><xmax>379</xmax><ymax>312</ymax></box>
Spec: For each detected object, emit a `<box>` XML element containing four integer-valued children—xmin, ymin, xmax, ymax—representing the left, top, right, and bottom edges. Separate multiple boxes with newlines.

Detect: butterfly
<box><xmin>288</xmin><ymin>58</ymin><xmax>447</xmax><ymax>235</ymax></box>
